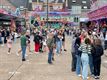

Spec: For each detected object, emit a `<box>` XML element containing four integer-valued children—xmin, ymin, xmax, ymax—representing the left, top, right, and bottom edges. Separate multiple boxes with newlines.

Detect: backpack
<box><xmin>47</xmin><ymin>38</ymin><xmax>55</xmax><ymax>49</ymax></box>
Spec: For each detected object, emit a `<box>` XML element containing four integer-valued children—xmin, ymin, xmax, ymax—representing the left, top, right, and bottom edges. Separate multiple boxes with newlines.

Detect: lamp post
<box><xmin>47</xmin><ymin>0</ymin><xmax>49</xmax><ymax>28</ymax></box>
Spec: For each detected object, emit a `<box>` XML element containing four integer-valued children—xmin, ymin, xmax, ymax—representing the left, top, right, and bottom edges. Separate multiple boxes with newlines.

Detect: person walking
<box><xmin>1</xmin><ymin>29</ymin><xmax>5</xmax><ymax>46</ymax></box>
<box><xmin>0</xmin><ymin>30</ymin><xmax>2</xmax><ymax>44</ymax></box>
<box><xmin>61</xmin><ymin>29</ymin><xmax>67</xmax><ymax>51</ymax></box>
<box><xmin>71</xmin><ymin>34</ymin><xmax>77</xmax><ymax>72</ymax></box>
<box><xmin>104</xmin><ymin>32</ymin><xmax>107</xmax><ymax>50</ymax></box>
<box><xmin>7</xmin><ymin>36</ymin><xmax>12</xmax><ymax>54</ymax></box>
<box><xmin>56</xmin><ymin>31</ymin><xmax>62</xmax><ymax>55</ymax></box>
<box><xmin>79</xmin><ymin>38</ymin><xmax>92</xmax><ymax>80</ymax></box>
<box><xmin>74</xmin><ymin>34</ymin><xmax>82</xmax><ymax>76</ymax></box>
<box><xmin>47</xmin><ymin>32</ymin><xmax>55</xmax><ymax>64</ymax></box>
<box><xmin>92</xmin><ymin>39</ymin><xmax>104</xmax><ymax>79</ymax></box>
<box><xmin>20</xmin><ymin>32</ymin><xmax>27</xmax><ymax>61</ymax></box>
<box><xmin>33</xmin><ymin>32</ymin><xmax>41</xmax><ymax>53</ymax></box>
<box><xmin>99</xmin><ymin>32</ymin><xmax>105</xmax><ymax>49</ymax></box>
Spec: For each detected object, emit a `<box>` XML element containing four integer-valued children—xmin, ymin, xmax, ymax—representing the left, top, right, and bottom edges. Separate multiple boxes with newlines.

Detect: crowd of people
<box><xmin>0</xmin><ymin>28</ymin><xmax>67</xmax><ymax>63</ymax></box>
<box><xmin>0</xmin><ymin>25</ymin><xmax>106</xmax><ymax>80</ymax></box>
<box><xmin>71</xmin><ymin>29</ymin><xmax>105</xmax><ymax>80</ymax></box>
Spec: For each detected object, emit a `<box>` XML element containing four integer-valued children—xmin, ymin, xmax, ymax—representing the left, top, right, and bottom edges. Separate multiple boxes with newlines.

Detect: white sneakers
<box><xmin>78</xmin><ymin>74</ymin><xmax>82</xmax><ymax>77</ymax></box>
<box><xmin>7</xmin><ymin>52</ymin><xmax>11</xmax><ymax>54</ymax></box>
<box><xmin>16</xmin><ymin>53</ymin><xmax>19</xmax><ymax>56</ymax></box>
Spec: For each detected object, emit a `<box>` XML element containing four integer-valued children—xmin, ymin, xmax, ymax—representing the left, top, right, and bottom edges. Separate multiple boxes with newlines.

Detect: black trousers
<box><xmin>71</xmin><ymin>52</ymin><xmax>77</xmax><ymax>71</ymax></box>
<box><xmin>93</xmin><ymin>59</ymin><xmax>101</xmax><ymax>76</ymax></box>
<box><xmin>105</xmin><ymin>40</ymin><xmax>107</xmax><ymax>50</ymax></box>
<box><xmin>39</xmin><ymin>42</ymin><xmax>43</xmax><ymax>52</ymax></box>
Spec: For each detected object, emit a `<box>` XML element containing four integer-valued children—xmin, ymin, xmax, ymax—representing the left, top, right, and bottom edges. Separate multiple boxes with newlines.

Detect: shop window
<box><xmin>82</xmin><ymin>1</ymin><xmax>87</xmax><ymax>4</ymax></box>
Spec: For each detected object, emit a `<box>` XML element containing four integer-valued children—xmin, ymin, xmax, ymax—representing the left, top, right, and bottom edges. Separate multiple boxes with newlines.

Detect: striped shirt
<box><xmin>79</xmin><ymin>43</ymin><xmax>92</xmax><ymax>54</ymax></box>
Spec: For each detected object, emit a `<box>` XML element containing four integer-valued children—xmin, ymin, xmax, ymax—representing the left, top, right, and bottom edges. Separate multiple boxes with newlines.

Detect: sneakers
<box><xmin>7</xmin><ymin>52</ymin><xmax>11</xmax><ymax>54</ymax></box>
<box><xmin>87</xmin><ymin>76</ymin><xmax>89</xmax><ymax>79</ymax></box>
<box><xmin>22</xmin><ymin>58</ymin><xmax>26</xmax><ymax>61</ymax></box>
<box><xmin>78</xmin><ymin>74</ymin><xmax>82</xmax><ymax>77</ymax></box>
<box><xmin>52</xmin><ymin>57</ymin><xmax>55</xmax><ymax>61</ymax></box>
<box><xmin>1</xmin><ymin>44</ymin><xmax>4</xmax><ymax>46</ymax></box>
<box><xmin>71</xmin><ymin>69</ymin><xmax>76</xmax><ymax>72</ymax></box>
<box><xmin>25</xmin><ymin>54</ymin><xmax>28</xmax><ymax>57</ymax></box>
<box><xmin>95</xmin><ymin>76</ymin><xmax>100</xmax><ymax>79</ymax></box>
<box><xmin>16</xmin><ymin>53</ymin><xmax>19</xmax><ymax>56</ymax></box>
<box><xmin>64</xmin><ymin>49</ymin><xmax>67</xmax><ymax>51</ymax></box>
<box><xmin>48</xmin><ymin>62</ymin><xmax>53</xmax><ymax>64</ymax></box>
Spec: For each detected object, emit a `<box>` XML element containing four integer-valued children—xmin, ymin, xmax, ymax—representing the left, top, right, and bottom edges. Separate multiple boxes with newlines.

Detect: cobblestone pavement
<box><xmin>0</xmin><ymin>36</ymin><xmax>107</xmax><ymax>80</ymax></box>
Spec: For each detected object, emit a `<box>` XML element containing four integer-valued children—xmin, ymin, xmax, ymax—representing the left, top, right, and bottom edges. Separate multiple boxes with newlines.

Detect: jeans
<box><xmin>89</xmin><ymin>54</ymin><xmax>94</xmax><ymax>75</ymax></box>
<box><xmin>48</xmin><ymin>48</ymin><xmax>53</xmax><ymax>63</ymax></box>
<box><xmin>14</xmin><ymin>37</ymin><xmax>17</xmax><ymax>43</ymax></box>
<box><xmin>21</xmin><ymin>46</ymin><xmax>26</xmax><ymax>59</ymax></box>
<box><xmin>76</xmin><ymin>55</ymin><xmax>81</xmax><ymax>75</ymax></box>
<box><xmin>81</xmin><ymin>53</ymin><xmax>89</xmax><ymax>80</ymax></box>
<box><xmin>71</xmin><ymin>52</ymin><xmax>77</xmax><ymax>71</ymax></box>
<box><xmin>0</xmin><ymin>36</ymin><xmax>2</xmax><ymax>44</ymax></box>
<box><xmin>1</xmin><ymin>37</ymin><xmax>4</xmax><ymax>44</ymax></box>
<box><xmin>56</xmin><ymin>41</ymin><xmax>62</xmax><ymax>54</ymax></box>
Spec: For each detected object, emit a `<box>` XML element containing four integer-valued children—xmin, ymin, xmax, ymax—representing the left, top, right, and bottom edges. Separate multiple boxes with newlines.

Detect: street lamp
<box><xmin>47</xmin><ymin>0</ymin><xmax>49</xmax><ymax>28</ymax></box>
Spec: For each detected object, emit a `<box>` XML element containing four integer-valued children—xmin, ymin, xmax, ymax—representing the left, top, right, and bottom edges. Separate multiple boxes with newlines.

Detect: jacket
<box><xmin>92</xmin><ymin>45</ymin><xmax>104</xmax><ymax>61</ymax></box>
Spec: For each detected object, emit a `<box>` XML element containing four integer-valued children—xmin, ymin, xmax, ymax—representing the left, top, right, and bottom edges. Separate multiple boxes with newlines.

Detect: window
<box><xmin>72</xmin><ymin>6</ymin><xmax>82</xmax><ymax>14</ymax></box>
<box><xmin>83</xmin><ymin>6</ymin><xmax>88</xmax><ymax>9</ymax></box>
<box><xmin>29</xmin><ymin>0</ymin><xmax>32</xmax><ymax>3</ymax></box>
<box><xmin>82</xmin><ymin>1</ymin><xmax>87</xmax><ymax>4</ymax></box>
<box><xmin>72</xmin><ymin>0</ymin><xmax>76</xmax><ymax>3</ymax></box>
<box><xmin>0</xmin><ymin>5</ymin><xmax>2</xmax><ymax>8</ymax></box>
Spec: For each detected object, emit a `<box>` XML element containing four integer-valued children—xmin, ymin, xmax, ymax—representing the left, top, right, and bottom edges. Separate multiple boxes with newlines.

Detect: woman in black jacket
<box><xmin>92</xmin><ymin>39</ymin><xmax>104</xmax><ymax>79</ymax></box>
<box><xmin>33</xmin><ymin>32</ymin><xmax>41</xmax><ymax>53</ymax></box>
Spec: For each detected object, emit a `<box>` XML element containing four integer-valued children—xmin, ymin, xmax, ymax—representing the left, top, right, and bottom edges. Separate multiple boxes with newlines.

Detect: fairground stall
<box><xmin>29</xmin><ymin>2</ymin><xmax>72</xmax><ymax>29</ymax></box>
<box><xmin>0</xmin><ymin>8</ymin><xmax>26</xmax><ymax>33</ymax></box>
<box><xmin>87</xmin><ymin>5</ymin><xmax>107</xmax><ymax>32</ymax></box>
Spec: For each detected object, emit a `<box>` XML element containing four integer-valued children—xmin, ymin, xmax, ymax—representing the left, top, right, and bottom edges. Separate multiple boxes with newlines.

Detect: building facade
<box><xmin>90</xmin><ymin>0</ymin><xmax>107</xmax><ymax>11</ymax></box>
<box><xmin>67</xmin><ymin>0</ymin><xmax>91</xmax><ymax>9</ymax></box>
<box><xmin>88</xmin><ymin>0</ymin><xmax>107</xmax><ymax>20</ymax></box>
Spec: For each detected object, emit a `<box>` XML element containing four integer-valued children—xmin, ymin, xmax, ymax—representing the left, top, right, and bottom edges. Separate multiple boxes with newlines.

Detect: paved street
<box><xmin>0</xmin><ymin>36</ymin><xmax>107</xmax><ymax>80</ymax></box>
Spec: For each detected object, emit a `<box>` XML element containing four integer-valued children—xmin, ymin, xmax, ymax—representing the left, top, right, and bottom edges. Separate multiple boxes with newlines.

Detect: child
<box><xmin>7</xmin><ymin>36</ymin><xmax>12</xmax><ymax>54</ymax></box>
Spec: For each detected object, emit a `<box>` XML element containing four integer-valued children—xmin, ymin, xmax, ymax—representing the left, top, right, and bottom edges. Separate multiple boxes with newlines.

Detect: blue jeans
<box><xmin>89</xmin><ymin>54</ymin><xmax>94</xmax><ymax>75</ymax></box>
<box><xmin>76</xmin><ymin>55</ymin><xmax>81</xmax><ymax>75</ymax></box>
<box><xmin>21</xmin><ymin>46</ymin><xmax>26</xmax><ymax>59</ymax></box>
<box><xmin>0</xmin><ymin>36</ymin><xmax>2</xmax><ymax>44</ymax></box>
<box><xmin>48</xmin><ymin>48</ymin><xmax>53</xmax><ymax>63</ymax></box>
<box><xmin>81</xmin><ymin>53</ymin><xmax>89</xmax><ymax>80</ymax></box>
<box><xmin>56</xmin><ymin>41</ymin><xmax>62</xmax><ymax>54</ymax></box>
